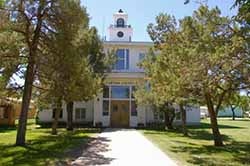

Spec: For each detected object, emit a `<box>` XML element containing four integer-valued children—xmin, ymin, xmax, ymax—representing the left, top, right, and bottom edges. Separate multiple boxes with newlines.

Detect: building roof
<box><xmin>104</xmin><ymin>41</ymin><xmax>153</xmax><ymax>47</ymax></box>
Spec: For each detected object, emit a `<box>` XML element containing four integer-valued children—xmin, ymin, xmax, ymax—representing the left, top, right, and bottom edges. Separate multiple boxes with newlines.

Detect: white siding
<box><xmin>145</xmin><ymin>106</ymin><xmax>200</xmax><ymax>125</ymax></box>
<box><xmin>186</xmin><ymin>106</ymin><xmax>200</xmax><ymax>125</ymax></box>
<box><xmin>93</xmin><ymin>93</ymin><xmax>105</xmax><ymax>126</ymax></box>
<box><xmin>38</xmin><ymin>101</ymin><xmax>94</xmax><ymax>123</ymax></box>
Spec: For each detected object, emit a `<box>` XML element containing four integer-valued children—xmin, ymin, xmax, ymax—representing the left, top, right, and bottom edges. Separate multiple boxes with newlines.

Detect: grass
<box><xmin>0</xmin><ymin>119</ymin><xmax>100</xmax><ymax>166</ymax></box>
<box><xmin>142</xmin><ymin>118</ymin><xmax>250</xmax><ymax>166</ymax></box>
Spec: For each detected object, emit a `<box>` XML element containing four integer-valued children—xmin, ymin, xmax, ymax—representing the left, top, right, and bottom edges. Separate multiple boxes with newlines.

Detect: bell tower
<box><xmin>108</xmin><ymin>9</ymin><xmax>133</xmax><ymax>42</ymax></box>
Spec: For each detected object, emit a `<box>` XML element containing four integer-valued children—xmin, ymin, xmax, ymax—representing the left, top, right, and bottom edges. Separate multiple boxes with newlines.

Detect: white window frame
<box><xmin>113</xmin><ymin>49</ymin><xmax>129</xmax><ymax>71</ymax></box>
<box><xmin>102</xmin><ymin>84</ymin><xmax>136</xmax><ymax>117</ymax></box>
<box><xmin>75</xmin><ymin>108</ymin><xmax>86</xmax><ymax>120</ymax></box>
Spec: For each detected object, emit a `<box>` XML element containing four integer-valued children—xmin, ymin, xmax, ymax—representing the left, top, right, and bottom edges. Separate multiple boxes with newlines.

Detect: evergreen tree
<box><xmin>0</xmin><ymin>0</ymin><xmax>110</xmax><ymax>145</ymax></box>
<box><xmin>144</xmin><ymin>6</ymin><xmax>249</xmax><ymax>146</ymax></box>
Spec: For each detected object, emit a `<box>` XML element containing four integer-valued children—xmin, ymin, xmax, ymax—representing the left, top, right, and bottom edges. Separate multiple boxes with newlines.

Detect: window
<box><xmin>138</xmin><ymin>53</ymin><xmax>145</xmax><ymax>69</ymax></box>
<box><xmin>103</xmin><ymin>86</ymin><xmax>109</xmax><ymax>98</ymax></box>
<box><xmin>117</xmin><ymin>18</ymin><xmax>125</xmax><ymax>27</ymax></box>
<box><xmin>75</xmin><ymin>108</ymin><xmax>86</xmax><ymax>120</ymax></box>
<box><xmin>103</xmin><ymin>100</ymin><xmax>109</xmax><ymax>116</ymax></box>
<box><xmin>139</xmin><ymin>53</ymin><xmax>145</xmax><ymax>62</ymax></box>
<box><xmin>113</xmin><ymin>49</ymin><xmax>129</xmax><ymax>70</ymax></box>
<box><xmin>4</xmin><ymin>110</ymin><xmax>8</xmax><ymax>119</ymax></box>
<box><xmin>111</xmin><ymin>86</ymin><xmax>130</xmax><ymax>99</ymax></box>
<box><xmin>159</xmin><ymin>112</ymin><xmax>164</xmax><ymax>120</ymax></box>
<box><xmin>52</xmin><ymin>108</ymin><xmax>63</xmax><ymax>119</ymax></box>
<box><xmin>0</xmin><ymin>107</ymin><xmax>5</xmax><ymax>119</ymax></box>
<box><xmin>175</xmin><ymin>110</ymin><xmax>181</xmax><ymax>120</ymax></box>
<box><xmin>131</xmin><ymin>101</ymin><xmax>138</xmax><ymax>116</ymax></box>
<box><xmin>153</xmin><ymin>111</ymin><xmax>159</xmax><ymax>120</ymax></box>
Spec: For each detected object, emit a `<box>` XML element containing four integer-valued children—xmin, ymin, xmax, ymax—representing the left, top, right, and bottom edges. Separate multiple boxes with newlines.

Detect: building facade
<box><xmin>38</xmin><ymin>10</ymin><xmax>200</xmax><ymax>127</ymax></box>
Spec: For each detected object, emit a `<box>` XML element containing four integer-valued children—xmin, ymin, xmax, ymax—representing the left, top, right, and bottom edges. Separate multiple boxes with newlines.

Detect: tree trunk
<box><xmin>205</xmin><ymin>93</ymin><xmax>224</xmax><ymax>146</ymax></box>
<box><xmin>180</xmin><ymin>104</ymin><xmax>188</xmax><ymax>136</ymax></box>
<box><xmin>67</xmin><ymin>101</ymin><xmax>74</xmax><ymax>131</ymax></box>
<box><xmin>16</xmin><ymin>61</ymin><xmax>35</xmax><ymax>146</ymax></box>
<box><xmin>230</xmin><ymin>106</ymin><xmax>236</xmax><ymax>120</ymax></box>
<box><xmin>164</xmin><ymin>111</ymin><xmax>174</xmax><ymax>130</ymax></box>
<box><xmin>51</xmin><ymin>100</ymin><xmax>62</xmax><ymax>135</ymax></box>
<box><xmin>15</xmin><ymin>0</ymin><xmax>43</xmax><ymax>146</ymax></box>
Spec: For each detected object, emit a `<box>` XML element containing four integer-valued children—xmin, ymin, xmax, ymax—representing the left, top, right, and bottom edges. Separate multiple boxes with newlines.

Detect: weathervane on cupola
<box><xmin>108</xmin><ymin>9</ymin><xmax>133</xmax><ymax>42</ymax></box>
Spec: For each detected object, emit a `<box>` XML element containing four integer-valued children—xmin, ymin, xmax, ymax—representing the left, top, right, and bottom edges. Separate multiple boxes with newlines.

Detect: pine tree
<box><xmin>144</xmin><ymin>5</ymin><xmax>250</xmax><ymax>146</ymax></box>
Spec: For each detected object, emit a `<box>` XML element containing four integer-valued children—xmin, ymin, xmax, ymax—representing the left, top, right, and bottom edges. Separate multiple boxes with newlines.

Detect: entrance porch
<box><xmin>93</xmin><ymin>83</ymin><xmax>146</xmax><ymax>127</ymax></box>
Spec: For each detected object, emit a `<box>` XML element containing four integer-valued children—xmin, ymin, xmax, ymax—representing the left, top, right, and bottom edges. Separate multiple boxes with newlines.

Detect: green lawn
<box><xmin>0</xmin><ymin>120</ymin><xmax>100</xmax><ymax>166</ymax></box>
<box><xmin>142</xmin><ymin>118</ymin><xmax>250</xmax><ymax>166</ymax></box>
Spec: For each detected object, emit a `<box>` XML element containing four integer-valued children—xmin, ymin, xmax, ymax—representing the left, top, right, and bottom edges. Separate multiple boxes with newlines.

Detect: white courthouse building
<box><xmin>38</xmin><ymin>10</ymin><xmax>200</xmax><ymax>127</ymax></box>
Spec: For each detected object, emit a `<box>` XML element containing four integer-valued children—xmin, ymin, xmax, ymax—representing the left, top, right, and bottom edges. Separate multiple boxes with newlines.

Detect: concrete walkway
<box><xmin>71</xmin><ymin>128</ymin><xmax>177</xmax><ymax>166</ymax></box>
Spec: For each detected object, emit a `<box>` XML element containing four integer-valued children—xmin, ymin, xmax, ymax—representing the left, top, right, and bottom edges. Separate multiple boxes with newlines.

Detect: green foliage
<box><xmin>234</xmin><ymin>0</ymin><xmax>250</xmax><ymax>24</ymax></box>
<box><xmin>35</xmin><ymin>0</ymin><xmax>110</xmax><ymax>109</ymax></box>
<box><xmin>142</xmin><ymin>5</ymin><xmax>250</xmax><ymax>145</ymax></box>
<box><xmin>0</xmin><ymin>0</ymin><xmax>111</xmax><ymax>145</ymax></box>
<box><xmin>223</xmin><ymin>92</ymin><xmax>246</xmax><ymax>110</ymax></box>
<box><xmin>144</xmin><ymin>5</ymin><xmax>249</xmax><ymax>111</ymax></box>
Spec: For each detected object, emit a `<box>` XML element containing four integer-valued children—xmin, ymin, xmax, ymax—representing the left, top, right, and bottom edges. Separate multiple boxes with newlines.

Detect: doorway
<box><xmin>111</xmin><ymin>100</ymin><xmax>129</xmax><ymax>128</ymax></box>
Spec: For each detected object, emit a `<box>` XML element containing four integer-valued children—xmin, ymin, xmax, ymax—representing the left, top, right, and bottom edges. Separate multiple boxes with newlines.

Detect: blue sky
<box><xmin>81</xmin><ymin>0</ymin><xmax>237</xmax><ymax>41</ymax></box>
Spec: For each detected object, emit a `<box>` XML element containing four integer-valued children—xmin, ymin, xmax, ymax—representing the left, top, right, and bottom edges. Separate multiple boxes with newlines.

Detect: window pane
<box><xmin>175</xmin><ymin>111</ymin><xmax>181</xmax><ymax>120</ymax></box>
<box><xmin>0</xmin><ymin>107</ymin><xmax>3</xmax><ymax>119</ymax></box>
<box><xmin>103</xmin><ymin>101</ymin><xmax>109</xmax><ymax>116</ymax></box>
<box><xmin>113</xmin><ymin>49</ymin><xmax>125</xmax><ymax>70</ymax></box>
<box><xmin>60</xmin><ymin>110</ymin><xmax>63</xmax><ymax>118</ymax></box>
<box><xmin>117</xmin><ymin>18</ymin><xmax>125</xmax><ymax>27</ymax></box>
<box><xmin>116</xmin><ymin>60</ymin><xmax>125</xmax><ymax>70</ymax></box>
<box><xmin>117</xmin><ymin>50</ymin><xmax>125</xmax><ymax>59</ymax></box>
<box><xmin>111</xmin><ymin>86</ymin><xmax>130</xmax><ymax>98</ymax></box>
<box><xmin>131</xmin><ymin>101</ymin><xmax>137</xmax><ymax>116</ymax></box>
<box><xmin>159</xmin><ymin>112</ymin><xmax>164</xmax><ymax>120</ymax></box>
<box><xmin>153</xmin><ymin>111</ymin><xmax>158</xmax><ymax>120</ymax></box>
<box><xmin>81</xmin><ymin>109</ymin><xmax>86</xmax><ymax>119</ymax></box>
<box><xmin>103</xmin><ymin>86</ymin><xmax>109</xmax><ymax>98</ymax></box>
<box><xmin>4</xmin><ymin>109</ymin><xmax>8</xmax><ymax>119</ymax></box>
<box><xmin>139</xmin><ymin>53</ymin><xmax>145</xmax><ymax>62</ymax></box>
<box><xmin>139</xmin><ymin>53</ymin><xmax>145</xmax><ymax>69</ymax></box>
<box><xmin>75</xmin><ymin>109</ymin><xmax>80</xmax><ymax>120</ymax></box>
<box><xmin>126</xmin><ymin>49</ymin><xmax>129</xmax><ymax>69</ymax></box>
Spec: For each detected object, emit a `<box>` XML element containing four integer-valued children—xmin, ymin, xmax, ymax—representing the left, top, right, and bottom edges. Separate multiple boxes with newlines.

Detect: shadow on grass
<box><xmin>0</xmin><ymin>126</ymin><xmax>17</xmax><ymax>133</ymax></box>
<box><xmin>145</xmin><ymin>122</ymin><xmax>245</xmax><ymax>131</ymax></box>
<box><xmin>170</xmin><ymin>141</ymin><xmax>250</xmax><ymax>166</ymax></box>
<box><xmin>189</xmin><ymin>122</ymin><xmax>246</xmax><ymax>129</ymax></box>
<box><xmin>144</xmin><ymin>129</ymin><xmax>232</xmax><ymax>143</ymax></box>
<box><xmin>0</xmin><ymin>129</ymin><xmax>101</xmax><ymax>166</ymax></box>
<box><xmin>143</xmin><ymin>121</ymin><xmax>250</xmax><ymax>166</ymax></box>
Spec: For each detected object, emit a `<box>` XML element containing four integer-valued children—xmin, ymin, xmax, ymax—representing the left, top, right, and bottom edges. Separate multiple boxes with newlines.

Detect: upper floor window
<box><xmin>117</xmin><ymin>18</ymin><xmax>125</xmax><ymax>27</ymax></box>
<box><xmin>139</xmin><ymin>53</ymin><xmax>145</xmax><ymax>62</ymax></box>
<box><xmin>113</xmin><ymin>49</ymin><xmax>129</xmax><ymax>70</ymax></box>
<box><xmin>138</xmin><ymin>53</ymin><xmax>145</xmax><ymax>69</ymax></box>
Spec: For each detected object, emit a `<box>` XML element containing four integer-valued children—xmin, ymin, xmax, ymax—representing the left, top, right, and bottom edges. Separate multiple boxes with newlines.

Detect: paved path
<box><xmin>72</xmin><ymin>128</ymin><xmax>177</xmax><ymax>166</ymax></box>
